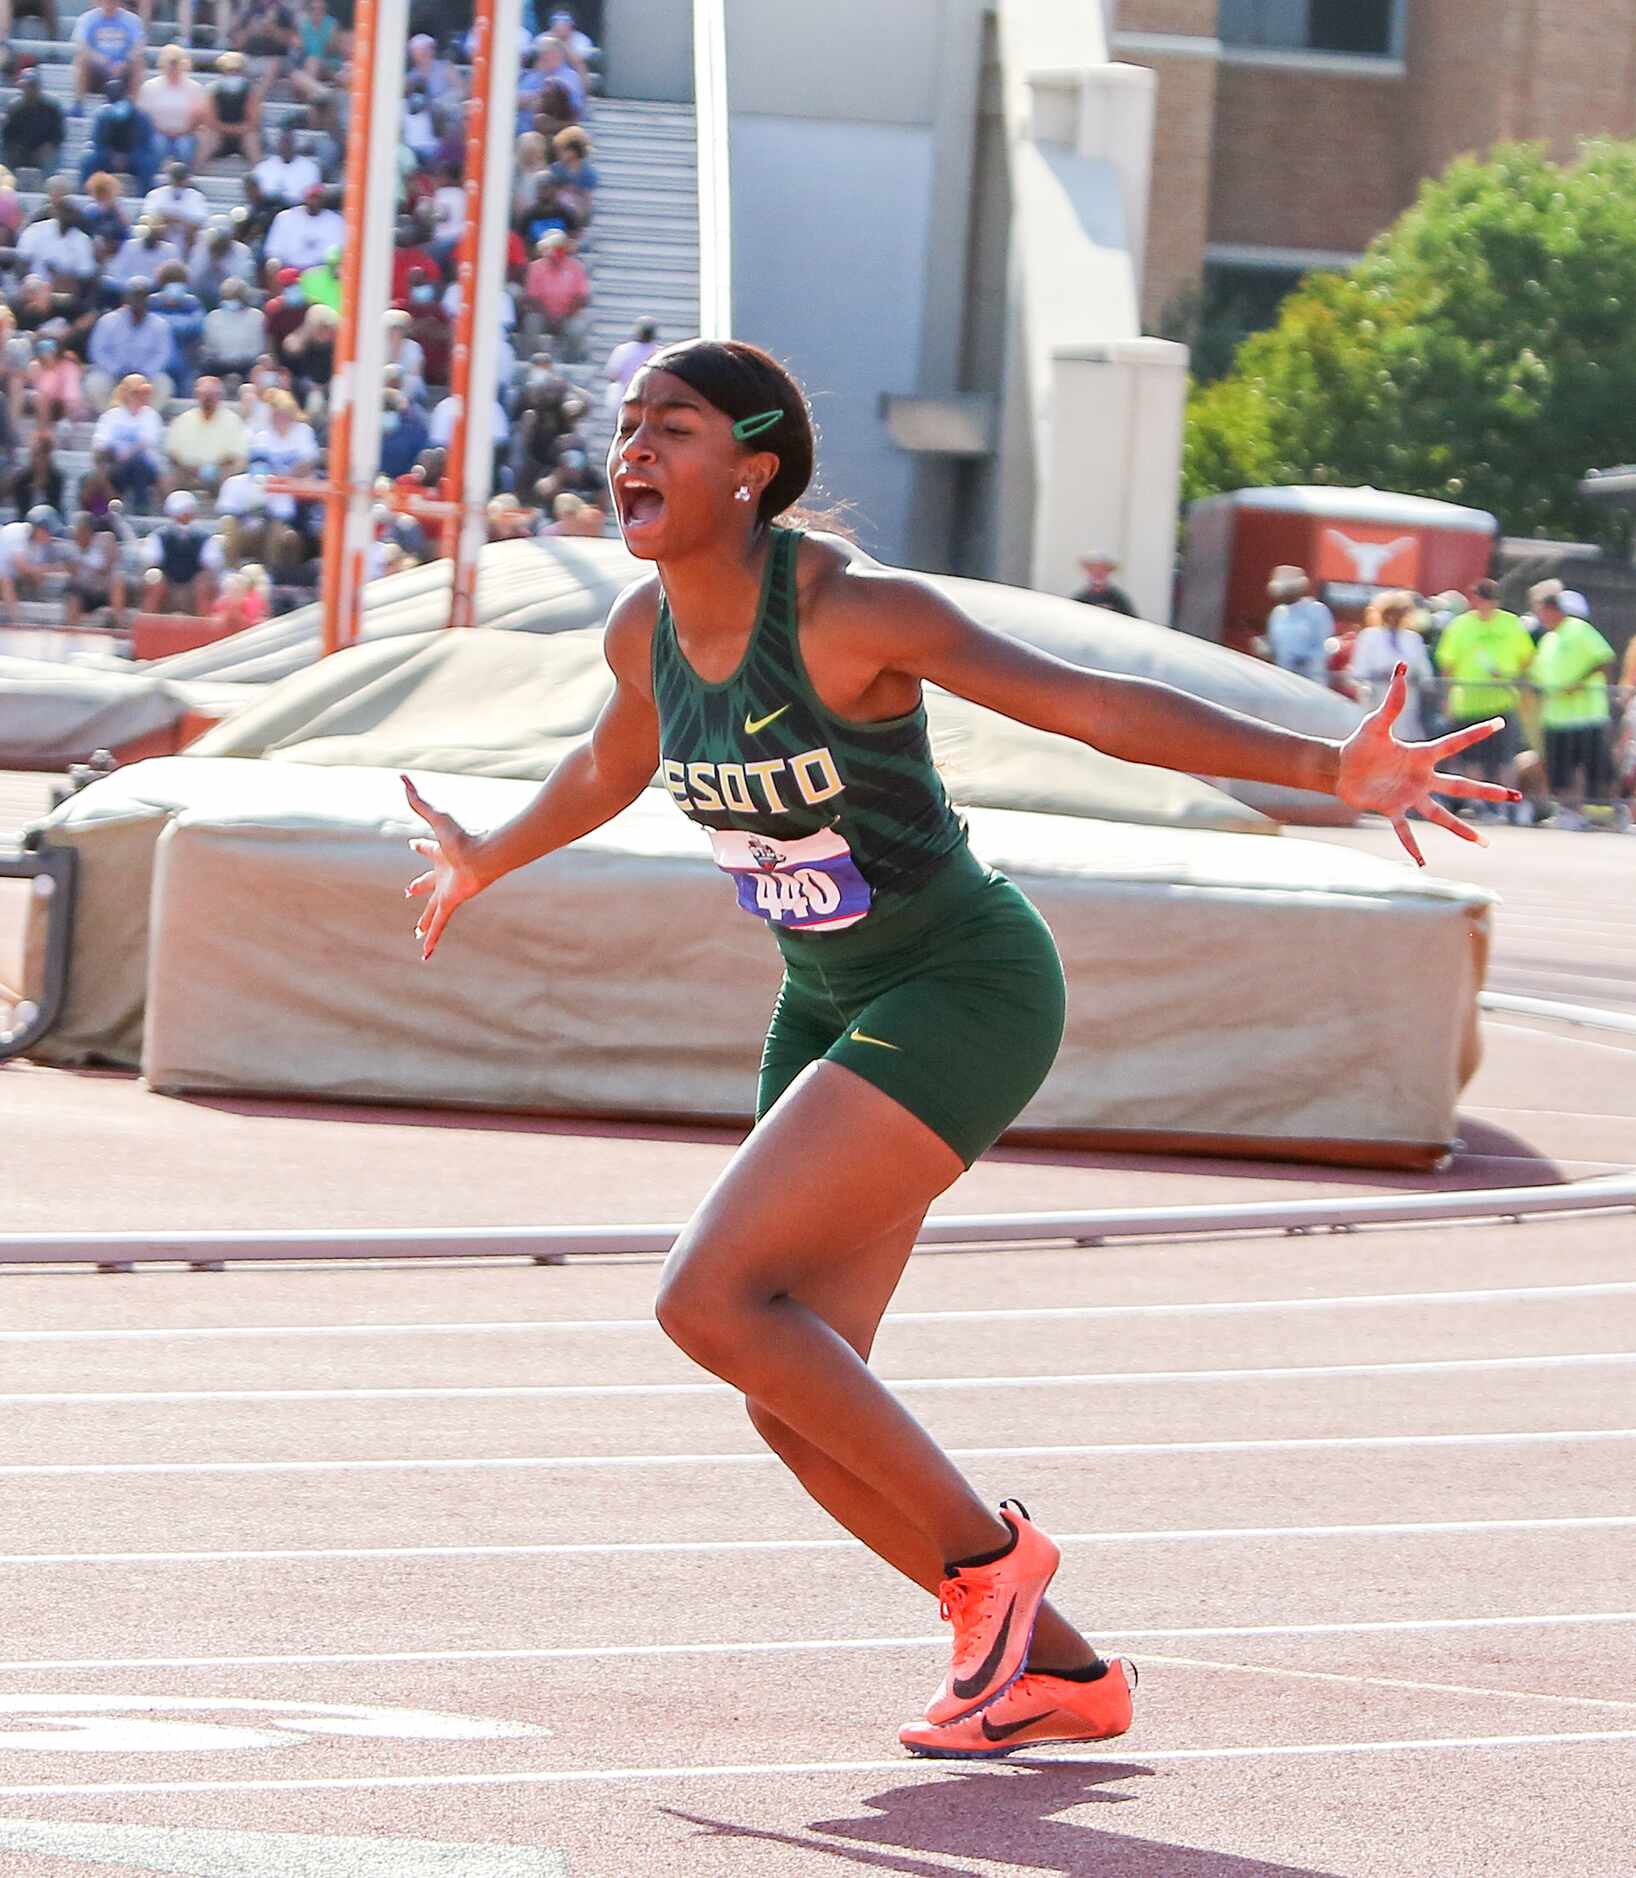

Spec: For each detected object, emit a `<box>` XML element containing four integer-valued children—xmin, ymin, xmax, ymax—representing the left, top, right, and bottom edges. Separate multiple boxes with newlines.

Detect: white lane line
<box><xmin>7</xmin><ymin>1427</ymin><xmax>1636</xmax><ymax>1480</ymax></box>
<box><xmin>4</xmin><ymin>1351</ymin><xmax>1631</xmax><ymax>1408</ymax></box>
<box><xmin>1143</xmin><ymin>1653</ymin><xmax>1636</xmax><ymax>1714</ymax></box>
<box><xmin>4</xmin><ymin>1512</ymin><xmax>1634</xmax><ymax>1566</ymax></box>
<box><xmin>8</xmin><ymin>1279</ymin><xmax>1636</xmax><ymax>1342</ymax></box>
<box><xmin>3</xmin><ymin>1731</ymin><xmax>1635</xmax><ymax>1796</ymax></box>
<box><xmin>3</xmin><ymin>1610</ymin><xmax>1634</xmax><ymax>1674</ymax></box>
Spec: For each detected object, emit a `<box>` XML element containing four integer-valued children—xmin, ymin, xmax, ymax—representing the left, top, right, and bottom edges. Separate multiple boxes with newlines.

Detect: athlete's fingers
<box><xmin>1392</xmin><ymin>815</ymin><xmax>1426</xmax><ymax>868</ymax></box>
<box><xmin>1374</xmin><ymin>663</ymin><xmax>1407</xmax><ymax>732</ymax></box>
<box><xmin>402</xmin><ymin>774</ymin><xmax>457</xmax><ymax>835</ymax></box>
<box><xmin>1429</xmin><ymin>771</ymin><xmax>1518</xmax><ymax>801</ymax></box>
<box><xmin>408</xmin><ymin>837</ymin><xmax>439</xmax><ymax>858</ymax></box>
<box><xmin>1432</xmin><ymin>717</ymin><xmax>1506</xmax><ymax>758</ymax></box>
<box><xmin>405</xmin><ymin>872</ymin><xmax>435</xmax><ymax>899</ymax></box>
<box><xmin>420</xmin><ymin>899</ymin><xmax>453</xmax><ymax>960</ymax></box>
<box><xmin>1418</xmin><ymin>797</ymin><xmax>1485</xmax><ymax>846</ymax></box>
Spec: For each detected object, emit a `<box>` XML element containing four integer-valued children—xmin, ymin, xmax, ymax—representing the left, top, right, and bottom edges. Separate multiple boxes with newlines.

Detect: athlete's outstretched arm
<box><xmin>828</xmin><ymin>568</ymin><xmax>1517</xmax><ymax>866</ymax></box>
<box><xmin>404</xmin><ymin>585</ymin><xmax>660</xmax><ymax>956</ymax></box>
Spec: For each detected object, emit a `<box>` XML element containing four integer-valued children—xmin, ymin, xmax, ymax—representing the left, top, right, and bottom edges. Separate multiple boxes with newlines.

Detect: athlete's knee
<box><xmin>653</xmin><ymin>1269</ymin><xmax>739</xmax><ymax>1369</ymax></box>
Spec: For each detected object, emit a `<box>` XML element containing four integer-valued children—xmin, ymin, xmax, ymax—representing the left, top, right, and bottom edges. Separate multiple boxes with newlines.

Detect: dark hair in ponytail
<box><xmin>641</xmin><ymin>337</ymin><xmax>816</xmax><ymax>527</ymax></box>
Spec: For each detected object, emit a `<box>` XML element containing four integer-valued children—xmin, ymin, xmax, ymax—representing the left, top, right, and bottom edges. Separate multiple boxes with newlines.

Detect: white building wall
<box><xmin>728</xmin><ymin>119</ymin><xmax>934</xmax><ymax>559</ymax></box>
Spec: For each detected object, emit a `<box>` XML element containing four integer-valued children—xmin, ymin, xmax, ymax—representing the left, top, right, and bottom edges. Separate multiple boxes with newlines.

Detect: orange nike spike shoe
<box><xmin>923</xmin><ymin>1499</ymin><xmax>1061</xmax><ymax>1726</ymax></box>
<box><xmin>901</xmin><ymin>1660</ymin><xmax>1136</xmax><ymax>1759</ymax></box>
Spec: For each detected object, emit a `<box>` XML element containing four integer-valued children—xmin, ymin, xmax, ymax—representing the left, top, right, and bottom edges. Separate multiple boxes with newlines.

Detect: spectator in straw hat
<box><xmin>1070</xmin><ymin>549</ymin><xmax>1135</xmax><ymax>617</ymax></box>
<box><xmin>1265</xmin><ymin>564</ymin><xmax>1334</xmax><ymax>687</ymax></box>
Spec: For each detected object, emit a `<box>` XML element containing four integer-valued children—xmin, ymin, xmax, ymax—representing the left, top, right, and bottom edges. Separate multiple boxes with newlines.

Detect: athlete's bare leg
<box><xmin>655</xmin><ymin>1061</ymin><xmax>1099</xmax><ymax>1665</ymax></box>
<box><xmin>741</xmin><ymin>1212</ymin><xmax>1098</xmax><ymax>1669</ymax></box>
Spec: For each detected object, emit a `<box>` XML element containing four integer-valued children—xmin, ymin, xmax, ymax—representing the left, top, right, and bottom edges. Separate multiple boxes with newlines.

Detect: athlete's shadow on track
<box><xmin>663</xmin><ymin>1761</ymin><xmax>1342</xmax><ymax>1875</ymax></box>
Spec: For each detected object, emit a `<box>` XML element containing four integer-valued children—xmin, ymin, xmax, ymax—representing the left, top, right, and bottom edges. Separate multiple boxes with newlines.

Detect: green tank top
<box><xmin>650</xmin><ymin>525</ymin><xmax>968</xmax><ymax>935</ymax></box>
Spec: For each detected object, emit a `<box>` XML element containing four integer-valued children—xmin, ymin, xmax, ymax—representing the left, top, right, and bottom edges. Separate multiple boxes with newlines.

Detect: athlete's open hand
<box><xmin>1335</xmin><ymin>664</ymin><xmax>1518</xmax><ymax>868</ymax></box>
<box><xmin>402</xmin><ymin>774</ymin><xmax>487</xmax><ymax>960</ymax></box>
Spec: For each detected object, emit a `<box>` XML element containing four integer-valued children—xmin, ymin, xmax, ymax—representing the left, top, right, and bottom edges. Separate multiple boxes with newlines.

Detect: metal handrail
<box><xmin>0</xmin><ymin>838</ymin><xmax>77</xmax><ymax>1062</ymax></box>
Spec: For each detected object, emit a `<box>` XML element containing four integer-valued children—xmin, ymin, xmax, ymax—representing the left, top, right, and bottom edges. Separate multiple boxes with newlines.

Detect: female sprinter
<box><xmin>403</xmin><ymin>340</ymin><xmax>1511</xmax><ymax>1759</ymax></box>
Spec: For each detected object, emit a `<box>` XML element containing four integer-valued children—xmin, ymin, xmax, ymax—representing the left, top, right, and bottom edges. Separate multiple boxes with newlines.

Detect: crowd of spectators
<box><xmin>0</xmin><ymin>0</ymin><xmax>633</xmax><ymax>643</ymax></box>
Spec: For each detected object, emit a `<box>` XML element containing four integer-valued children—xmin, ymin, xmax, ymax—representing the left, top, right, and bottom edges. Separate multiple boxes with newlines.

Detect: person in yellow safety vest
<box><xmin>1532</xmin><ymin>591</ymin><xmax>1626</xmax><ymax>832</ymax></box>
<box><xmin>1434</xmin><ymin>578</ymin><xmax>1534</xmax><ymax>815</ymax></box>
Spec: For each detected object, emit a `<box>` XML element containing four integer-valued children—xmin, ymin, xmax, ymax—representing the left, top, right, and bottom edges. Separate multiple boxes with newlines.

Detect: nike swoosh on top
<box><xmin>849</xmin><ymin>1031</ymin><xmax>902</xmax><ymax>1053</ymax></box>
<box><xmin>981</xmin><ymin>1708</ymin><xmax>1058</xmax><ymax>1743</ymax></box>
<box><xmin>744</xmin><ymin>704</ymin><xmax>792</xmax><ymax>736</ymax></box>
<box><xmin>952</xmin><ymin>1597</ymin><xmax>1014</xmax><ymax>1700</ymax></box>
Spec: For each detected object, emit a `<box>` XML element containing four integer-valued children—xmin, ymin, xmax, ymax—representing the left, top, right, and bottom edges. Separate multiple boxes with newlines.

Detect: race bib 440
<box><xmin>709</xmin><ymin>827</ymin><xmax>872</xmax><ymax>932</ymax></box>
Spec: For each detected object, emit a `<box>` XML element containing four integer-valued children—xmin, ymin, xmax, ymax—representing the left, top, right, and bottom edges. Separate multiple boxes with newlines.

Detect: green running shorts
<box><xmin>759</xmin><ymin>844</ymin><xmax>1067</xmax><ymax>1166</ymax></box>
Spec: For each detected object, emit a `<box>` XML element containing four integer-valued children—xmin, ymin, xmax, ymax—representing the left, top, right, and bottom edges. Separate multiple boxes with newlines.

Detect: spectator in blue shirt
<box><xmin>150</xmin><ymin>263</ymin><xmax>205</xmax><ymax>394</ymax></box>
<box><xmin>81</xmin><ymin>80</ymin><xmax>159</xmax><ymax>194</ymax></box>
<box><xmin>72</xmin><ymin>0</ymin><xmax>148</xmax><ymax>111</ymax></box>
<box><xmin>378</xmin><ymin>388</ymin><xmax>430</xmax><ymax>479</ymax></box>
<box><xmin>87</xmin><ymin>281</ymin><xmax>176</xmax><ymax>407</ymax></box>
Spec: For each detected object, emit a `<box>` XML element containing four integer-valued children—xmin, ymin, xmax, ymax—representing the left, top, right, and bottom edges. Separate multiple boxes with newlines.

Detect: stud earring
<box><xmin>734</xmin><ymin>485</ymin><xmax>753</xmax><ymax>503</ymax></box>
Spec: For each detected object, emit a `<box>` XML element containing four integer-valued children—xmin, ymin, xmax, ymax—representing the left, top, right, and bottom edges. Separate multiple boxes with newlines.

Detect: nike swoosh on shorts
<box><xmin>849</xmin><ymin>1031</ymin><xmax>902</xmax><ymax>1053</ymax></box>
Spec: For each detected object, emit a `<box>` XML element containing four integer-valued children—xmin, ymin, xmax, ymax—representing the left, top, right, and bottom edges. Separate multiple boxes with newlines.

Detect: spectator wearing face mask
<box><xmin>199</xmin><ymin>278</ymin><xmax>266</xmax><ymax>380</ymax></box>
<box><xmin>391</xmin><ymin>217</ymin><xmax>442</xmax><ymax>300</ymax></box>
<box><xmin>400</xmin><ymin>270</ymin><xmax>452</xmax><ymax>386</ymax></box>
<box><xmin>262</xmin><ymin>269</ymin><xmax>309</xmax><ymax>352</ymax></box>
<box><xmin>82</xmin><ymin>78</ymin><xmax>159</xmax><ymax>195</ymax></box>
<box><xmin>165</xmin><ymin>373</ymin><xmax>249</xmax><ymax>496</ymax></box>
<box><xmin>147</xmin><ymin>262</ymin><xmax>206</xmax><ymax>393</ymax></box>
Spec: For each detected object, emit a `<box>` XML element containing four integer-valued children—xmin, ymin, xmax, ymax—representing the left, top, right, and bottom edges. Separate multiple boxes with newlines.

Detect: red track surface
<box><xmin>3</xmin><ymin>815</ymin><xmax>1635</xmax><ymax>1874</ymax></box>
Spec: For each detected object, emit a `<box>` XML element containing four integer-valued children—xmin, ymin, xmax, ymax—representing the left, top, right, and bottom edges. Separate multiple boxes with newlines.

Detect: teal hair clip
<box><xmin>732</xmin><ymin>409</ymin><xmax>783</xmax><ymax>442</ymax></box>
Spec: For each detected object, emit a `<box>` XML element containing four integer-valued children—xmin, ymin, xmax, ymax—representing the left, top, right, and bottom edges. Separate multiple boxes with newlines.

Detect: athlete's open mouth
<box><xmin>617</xmin><ymin>479</ymin><xmax>665</xmax><ymax>529</ymax></box>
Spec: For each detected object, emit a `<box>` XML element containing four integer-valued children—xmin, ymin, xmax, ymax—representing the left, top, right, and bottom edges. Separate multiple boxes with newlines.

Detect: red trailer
<box><xmin>1177</xmin><ymin>486</ymin><xmax>1500</xmax><ymax>656</ymax></box>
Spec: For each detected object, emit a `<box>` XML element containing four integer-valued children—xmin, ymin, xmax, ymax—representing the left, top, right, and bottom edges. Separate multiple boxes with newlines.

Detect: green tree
<box><xmin>1183</xmin><ymin>142</ymin><xmax>1636</xmax><ymax>546</ymax></box>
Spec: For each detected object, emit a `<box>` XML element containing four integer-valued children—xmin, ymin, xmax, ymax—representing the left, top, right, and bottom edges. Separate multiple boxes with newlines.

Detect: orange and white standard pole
<box><xmin>320</xmin><ymin>0</ymin><xmax>410</xmax><ymax>655</ymax></box>
<box><xmin>444</xmin><ymin>0</ymin><xmax>522</xmax><ymax>630</ymax></box>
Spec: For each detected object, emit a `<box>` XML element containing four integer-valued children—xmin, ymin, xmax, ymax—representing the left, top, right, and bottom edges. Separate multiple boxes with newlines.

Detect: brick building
<box><xmin>1113</xmin><ymin>0</ymin><xmax>1636</xmax><ymax>332</ymax></box>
